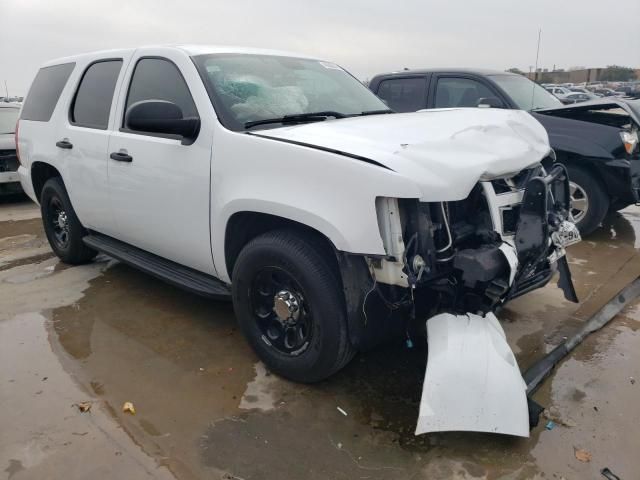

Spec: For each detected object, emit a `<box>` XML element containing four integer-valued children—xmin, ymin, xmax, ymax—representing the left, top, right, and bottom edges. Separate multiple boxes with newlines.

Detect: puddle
<box><xmin>3</xmin><ymin>201</ymin><xmax>640</xmax><ymax>478</ymax></box>
<box><xmin>0</xmin><ymin>312</ymin><xmax>175</xmax><ymax>479</ymax></box>
<box><xmin>239</xmin><ymin>362</ymin><xmax>280</xmax><ymax>411</ymax></box>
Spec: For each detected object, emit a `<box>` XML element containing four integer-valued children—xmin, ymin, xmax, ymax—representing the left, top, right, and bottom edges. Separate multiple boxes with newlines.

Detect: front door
<box><xmin>107</xmin><ymin>53</ymin><xmax>215</xmax><ymax>275</ymax></box>
<box><xmin>428</xmin><ymin>75</ymin><xmax>502</xmax><ymax>109</ymax></box>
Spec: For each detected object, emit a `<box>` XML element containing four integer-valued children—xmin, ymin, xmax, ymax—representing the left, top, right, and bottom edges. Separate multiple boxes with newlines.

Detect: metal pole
<box><xmin>530</xmin><ymin>29</ymin><xmax>542</xmax><ymax>108</ymax></box>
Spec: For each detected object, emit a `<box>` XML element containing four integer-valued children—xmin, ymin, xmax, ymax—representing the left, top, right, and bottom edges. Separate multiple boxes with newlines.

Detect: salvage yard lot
<box><xmin>1</xmin><ymin>195</ymin><xmax>639</xmax><ymax>479</ymax></box>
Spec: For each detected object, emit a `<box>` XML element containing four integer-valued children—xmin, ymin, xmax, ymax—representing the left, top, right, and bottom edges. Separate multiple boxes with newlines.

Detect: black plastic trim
<box><xmin>83</xmin><ymin>232</ymin><xmax>231</xmax><ymax>300</ymax></box>
<box><xmin>120</xmin><ymin>56</ymin><xmax>200</xmax><ymax>146</ymax></box>
<box><xmin>247</xmin><ymin>132</ymin><xmax>393</xmax><ymax>171</ymax></box>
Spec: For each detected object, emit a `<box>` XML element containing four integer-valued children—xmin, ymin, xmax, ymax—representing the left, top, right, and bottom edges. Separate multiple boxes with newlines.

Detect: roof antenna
<box><xmin>531</xmin><ymin>28</ymin><xmax>542</xmax><ymax>110</ymax></box>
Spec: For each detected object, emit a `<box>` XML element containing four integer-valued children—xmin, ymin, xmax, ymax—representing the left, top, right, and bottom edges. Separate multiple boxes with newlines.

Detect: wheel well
<box><xmin>554</xmin><ymin>151</ymin><xmax>609</xmax><ymax>192</ymax></box>
<box><xmin>31</xmin><ymin>162</ymin><xmax>62</xmax><ymax>202</ymax></box>
<box><xmin>224</xmin><ymin>212</ymin><xmax>338</xmax><ymax>279</ymax></box>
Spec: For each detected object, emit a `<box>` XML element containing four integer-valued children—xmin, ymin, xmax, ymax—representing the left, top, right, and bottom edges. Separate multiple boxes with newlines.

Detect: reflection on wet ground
<box><xmin>1</xmin><ymin>198</ymin><xmax>640</xmax><ymax>479</ymax></box>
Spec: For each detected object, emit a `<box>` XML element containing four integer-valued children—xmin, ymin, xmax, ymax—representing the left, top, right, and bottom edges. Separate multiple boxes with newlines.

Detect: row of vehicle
<box><xmin>544</xmin><ymin>84</ymin><xmax>640</xmax><ymax>103</ymax></box>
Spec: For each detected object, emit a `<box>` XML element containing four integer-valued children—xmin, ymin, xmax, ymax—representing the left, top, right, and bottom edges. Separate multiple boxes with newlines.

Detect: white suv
<box><xmin>17</xmin><ymin>45</ymin><xmax>579</xmax><ymax>383</ymax></box>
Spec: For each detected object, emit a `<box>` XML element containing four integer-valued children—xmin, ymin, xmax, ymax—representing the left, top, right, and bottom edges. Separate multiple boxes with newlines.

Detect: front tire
<box><xmin>41</xmin><ymin>177</ymin><xmax>97</xmax><ymax>264</ymax></box>
<box><xmin>231</xmin><ymin>230</ymin><xmax>355</xmax><ymax>383</ymax></box>
<box><xmin>566</xmin><ymin>165</ymin><xmax>609</xmax><ymax>236</ymax></box>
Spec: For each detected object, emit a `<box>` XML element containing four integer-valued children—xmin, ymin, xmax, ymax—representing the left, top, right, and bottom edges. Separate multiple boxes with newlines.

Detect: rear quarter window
<box><xmin>21</xmin><ymin>63</ymin><xmax>75</xmax><ymax>122</ymax></box>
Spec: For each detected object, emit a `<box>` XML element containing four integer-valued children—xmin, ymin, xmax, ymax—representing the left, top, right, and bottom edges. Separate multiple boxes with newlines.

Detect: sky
<box><xmin>2</xmin><ymin>0</ymin><xmax>639</xmax><ymax>96</ymax></box>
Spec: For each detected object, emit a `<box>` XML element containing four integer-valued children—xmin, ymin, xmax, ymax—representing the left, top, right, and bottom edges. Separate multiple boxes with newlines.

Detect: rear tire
<box><xmin>231</xmin><ymin>230</ymin><xmax>355</xmax><ymax>383</ymax></box>
<box><xmin>566</xmin><ymin>164</ymin><xmax>609</xmax><ymax>236</ymax></box>
<box><xmin>41</xmin><ymin>177</ymin><xmax>97</xmax><ymax>264</ymax></box>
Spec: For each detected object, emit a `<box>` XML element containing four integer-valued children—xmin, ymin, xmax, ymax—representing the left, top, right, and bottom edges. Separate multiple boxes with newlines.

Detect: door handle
<box><xmin>110</xmin><ymin>152</ymin><xmax>133</xmax><ymax>163</ymax></box>
<box><xmin>56</xmin><ymin>140</ymin><xmax>73</xmax><ymax>149</ymax></box>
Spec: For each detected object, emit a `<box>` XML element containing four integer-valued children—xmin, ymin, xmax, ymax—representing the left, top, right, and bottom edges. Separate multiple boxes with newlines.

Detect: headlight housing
<box><xmin>621</xmin><ymin>130</ymin><xmax>638</xmax><ymax>155</ymax></box>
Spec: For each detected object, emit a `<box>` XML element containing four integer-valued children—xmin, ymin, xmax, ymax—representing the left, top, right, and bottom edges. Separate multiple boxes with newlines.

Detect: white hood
<box><xmin>255</xmin><ymin>108</ymin><xmax>551</xmax><ymax>201</ymax></box>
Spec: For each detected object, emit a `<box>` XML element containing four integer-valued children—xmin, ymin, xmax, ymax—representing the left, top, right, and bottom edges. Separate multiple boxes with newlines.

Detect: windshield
<box><xmin>489</xmin><ymin>74</ymin><xmax>563</xmax><ymax>111</ymax></box>
<box><xmin>194</xmin><ymin>54</ymin><xmax>388</xmax><ymax>130</ymax></box>
<box><xmin>0</xmin><ymin>107</ymin><xmax>19</xmax><ymax>134</ymax></box>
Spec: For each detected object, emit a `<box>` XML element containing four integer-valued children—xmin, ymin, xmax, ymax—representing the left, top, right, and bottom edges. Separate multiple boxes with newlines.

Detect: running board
<box><xmin>83</xmin><ymin>232</ymin><xmax>231</xmax><ymax>300</ymax></box>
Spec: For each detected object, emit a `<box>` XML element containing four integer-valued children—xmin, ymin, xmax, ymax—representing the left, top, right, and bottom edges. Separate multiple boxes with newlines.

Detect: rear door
<box><xmin>57</xmin><ymin>56</ymin><xmax>131</xmax><ymax>235</ymax></box>
<box><xmin>107</xmin><ymin>51</ymin><xmax>216</xmax><ymax>275</ymax></box>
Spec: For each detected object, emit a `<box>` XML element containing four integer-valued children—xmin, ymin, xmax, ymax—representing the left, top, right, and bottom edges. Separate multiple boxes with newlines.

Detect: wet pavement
<box><xmin>1</xmin><ymin>194</ymin><xmax>639</xmax><ymax>480</ymax></box>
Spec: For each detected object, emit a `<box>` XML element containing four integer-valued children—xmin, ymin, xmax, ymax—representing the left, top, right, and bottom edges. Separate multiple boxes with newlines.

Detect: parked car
<box><xmin>571</xmin><ymin>87</ymin><xmax>600</xmax><ymax>96</ymax></box>
<box><xmin>17</xmin><ymin>47</ymin><xmax>578</xmax><ymax>389</ymax></box>
<box><xmin>369</xmin><ymin>69</ymin><xmax>640</xmax><ymax>235</ymax></box>
<box><xmin>0</xmin><ymin>102</ymin><xmax>22</xmax><ymax>194</ymax></box>
<box><xmin>545</xmin><ymin>86</ymin><xmax>573</xmax><ymax>100</ymax></box>
<box><xmin>594</xmin><ymin>88</ymin><xmax>618</xmax><ymax>97</ymax></box>
<box><xmin>615</xmin><ymin>86</ymin><xmax>639</xmax><ymax>98</ymax></box>
<box><xmin>561</xmin><ymin>92</ymin><xmax>600</xmax><ymax>104</ymax></box>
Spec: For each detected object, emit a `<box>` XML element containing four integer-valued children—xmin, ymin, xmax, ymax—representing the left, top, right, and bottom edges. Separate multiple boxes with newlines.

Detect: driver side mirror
<box><xmin>477</xmin><ymin>97</ymin><xmax>505</xmax><ymax>109</ymax></box>
<box><xmin>125</xmin><ymin>100</ymin><xmax>200</xmax><ymax>144</ymax></box>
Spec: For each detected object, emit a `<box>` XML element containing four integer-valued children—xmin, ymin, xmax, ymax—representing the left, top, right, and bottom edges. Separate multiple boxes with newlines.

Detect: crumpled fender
<box><xmin>416</xmin><ymin>312</ymin><xmax>529</xmax><ymax>437</ymax></box>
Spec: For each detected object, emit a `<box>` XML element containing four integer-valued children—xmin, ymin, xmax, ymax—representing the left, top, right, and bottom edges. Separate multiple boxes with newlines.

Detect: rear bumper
<box><xmin>17</xmin><ymin>165</ymin><xmax>37</xmax><ymax>203</ymax></box>
<box><xmin>0</xmin><ymin>150</ymin><xmax>20</xmax><ymax>186</ymax></box>
<box><xmin>0</xmin><ymin>171</ymin><xmax>20</xmax><ymax>184</ymax></box>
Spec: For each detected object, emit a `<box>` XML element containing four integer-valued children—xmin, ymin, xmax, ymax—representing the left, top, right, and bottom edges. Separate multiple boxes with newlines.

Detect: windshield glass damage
<box><xmin>194</xmin><ymin>53</ymin><xmax>388</xmax><ymax>130</ymax></box>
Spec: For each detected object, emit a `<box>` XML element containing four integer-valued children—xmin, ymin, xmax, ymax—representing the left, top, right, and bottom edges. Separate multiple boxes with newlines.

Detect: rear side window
<box><xmin>71</xmin><ymin>60</ymin><xmax>123</xmax><ymax>129</ymax></box>
<box><xmin>124</xmin><ymin>57</ymin><xmax>198</xmax><ymax>129</ymax></box>
<box><xmin>376</xmin><ymin>78</ymin><xmax>426</xmax><ymax>112</ymax></box>
<box><xmin>21</xmin><ymin>63</ymin><xmax>75</xmax><ymax>122</ymax></box>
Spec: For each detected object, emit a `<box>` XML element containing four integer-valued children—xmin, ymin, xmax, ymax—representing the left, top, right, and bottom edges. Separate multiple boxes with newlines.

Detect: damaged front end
<box><xmin>372</xmin><ymin>162</ymin><xmax>579</xmax><ymax>317</ymax></box>
<box><xmin>368</xmin><ymin>162</ymin><xmax>580</xmax><ymax>437</ymax></box>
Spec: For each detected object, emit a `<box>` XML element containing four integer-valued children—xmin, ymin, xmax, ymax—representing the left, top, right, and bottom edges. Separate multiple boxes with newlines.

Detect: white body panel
<box><xmin>416</xmin><ymin>312</ymin><xmax>529</xmax><ymax>437</ymax></box>
<box><xmin>107</xmin><ymin>48</ymin><xmax>216</xmax><ymax>274</ymax></box>
<box><xmin>259</xmin><ymin>108</ymin><xmax>550</xmax><ymax>201</ymax></box>
<box><xmin>208</xmin><ymin>127</ymin><xmax>420</xmax><ymax>281</ymax></box>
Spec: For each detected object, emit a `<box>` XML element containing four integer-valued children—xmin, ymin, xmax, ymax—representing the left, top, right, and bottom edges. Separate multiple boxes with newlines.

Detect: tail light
<box><xmin>15</xmin><ymin>119</ymin><xmax>20</xmax><ymax>165</ymax></box>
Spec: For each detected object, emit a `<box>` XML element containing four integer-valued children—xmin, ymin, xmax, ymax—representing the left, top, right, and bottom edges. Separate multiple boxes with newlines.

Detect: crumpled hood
<box><xmin>536</xmin><ymin>98</ymin><xmax>640</xmax><ymax>126</ymax></box>
<box><xmin>253</xmin><ymin>108</ymin><xmax>550</xmax><ymax>201</ymax></box>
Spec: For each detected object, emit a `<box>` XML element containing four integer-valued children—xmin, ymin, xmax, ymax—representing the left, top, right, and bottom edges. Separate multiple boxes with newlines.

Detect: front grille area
<box><xmin>501</xmin><ymin>205</ymin><xmax>521</xmax><ymax>235</ymax></box>
<box><xmin>491</xmin><ymin>166</ymin><xmax>542</xmax><ymax>194</ymax></box>
<box><xmin>0</xmin><ymin>150</ymin><xmax>19</xmax><ymax>173</ymax></box>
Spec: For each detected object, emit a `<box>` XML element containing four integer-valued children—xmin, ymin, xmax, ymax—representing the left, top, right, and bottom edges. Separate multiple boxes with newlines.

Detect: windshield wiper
<box><xmin>244</xmin><ymin>111</ymin><xmax>346</xmax><ymax>129</ymax></box>
<box><xmin>358</xmin><ymin>109</ymin><xmax>394</xmax><ymax>116</ymax></box>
